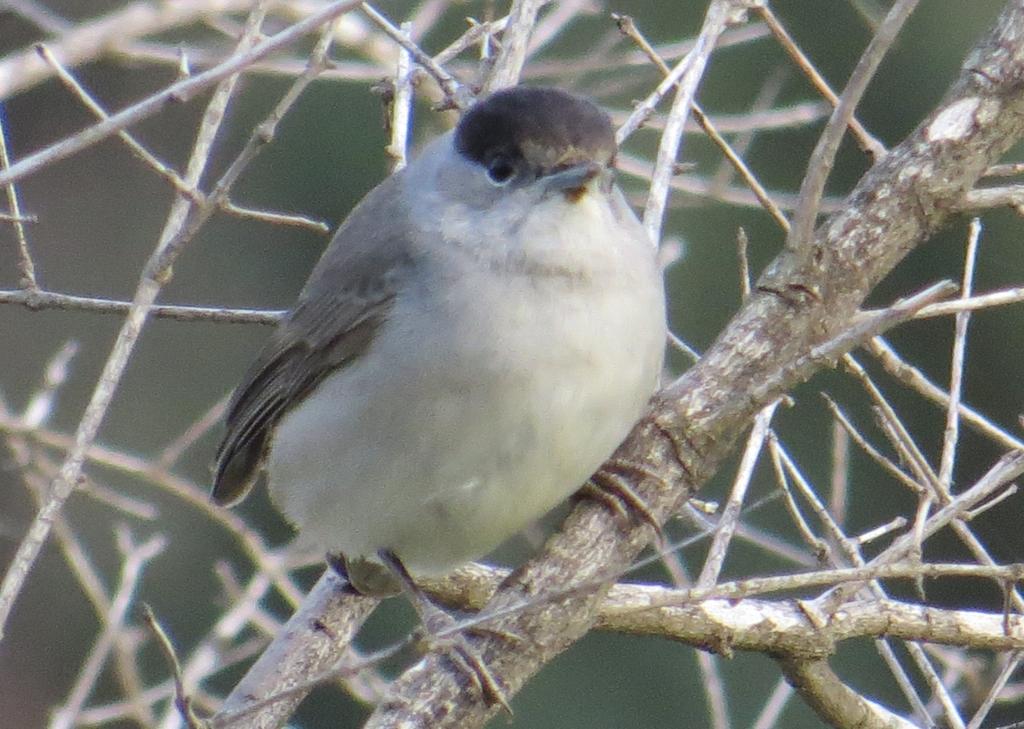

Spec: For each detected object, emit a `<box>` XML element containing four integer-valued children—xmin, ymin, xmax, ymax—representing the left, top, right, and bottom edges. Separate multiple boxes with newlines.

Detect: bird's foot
<box><xmin>377</xmin><ymin>550</ymin><xmax>513</xmax><ymax>714</ymax></box>
<box><xmin>581</xmin><ymin>459</ymin><xmax>666</xmax><ymax>548</ymax></box>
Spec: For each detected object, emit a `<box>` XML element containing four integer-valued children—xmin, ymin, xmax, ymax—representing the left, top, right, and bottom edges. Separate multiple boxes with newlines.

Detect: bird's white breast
<box><xmin>267</xmin><ymin>180</ymin><xmax>665</xmax><ymax>575</ymax></box>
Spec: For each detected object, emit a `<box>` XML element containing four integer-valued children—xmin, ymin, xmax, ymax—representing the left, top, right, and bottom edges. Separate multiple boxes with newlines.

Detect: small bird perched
<box><xmin>212</xmin><ymin>86</ymin><xmax>666</xmax><ymax>596</ymax></box>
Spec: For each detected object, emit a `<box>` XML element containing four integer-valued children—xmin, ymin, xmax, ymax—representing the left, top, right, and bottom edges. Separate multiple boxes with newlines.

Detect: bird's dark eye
<box><xmin>486</xmin><ymin>156</ymin><xmax>516</xmax><ymax>185</ymax></box>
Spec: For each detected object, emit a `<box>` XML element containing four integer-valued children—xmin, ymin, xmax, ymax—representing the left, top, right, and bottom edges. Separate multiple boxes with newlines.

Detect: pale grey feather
<box><xmin>212</xmin><ymin>172</ymin><xmax>414</xmax><ymax>505</ymax></box>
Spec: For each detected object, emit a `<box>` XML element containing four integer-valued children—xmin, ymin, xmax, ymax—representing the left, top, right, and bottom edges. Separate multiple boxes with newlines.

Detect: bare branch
<box><xmin>0</xmin><ymin>108</ymin><xmax>36</xmax><ymax>289</ymax></box>
<box><xmin>787</xmin><ymin>0</ymin><xmax>918</xmax><ymax>251</ymax></box>
<box><xmin>641</xmin><ymin>0</ymin><xmax>748</xmax><ymax>244</ymax></box>
<box><xmin>938</xmin><ymin>218</ymin><xmax>982</xmax><ymax>487</ymax></box>
<box><xmin>0</xmin><ymin>288</ymin><xmax>283</xmax><ymax>324</ymax></box>
<box><xmin>213</xmin><ymin>571</ymin><xmax>377</xmax><ymax>728</ymax></box>
<box><xmin>0</xmin><ymin>0</ymin><xmax>260</xmax><ymax>99</ymax></box>
<box><xmin>755</xmin><ymin>4</ymin><xmax>886</xmax><ymax>159</ymax></box>
<box><xmin>481</xmin><ymin>0</ymin><xmax>546</xmax><ymax>93</ymax></box>
<box><xmin>0</xmin><ymin>1</ymin><xmax>364</xmax><ymax>189</ymax></box>
<box><xmin>51</xmin><ymin>529</ymin><xmax>167</xmax><ymax>729</ymax></box>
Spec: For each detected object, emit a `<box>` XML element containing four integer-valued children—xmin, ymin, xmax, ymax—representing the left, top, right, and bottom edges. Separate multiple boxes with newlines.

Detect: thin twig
<box><xmin>0</xmin><ymin>0</ymin><xmax>264</xmax><ymax>99</ymax></box>
<box><xmin>51</xmin><ymin>529</ymin><xmax>167</xmax><ymax>729</ymax></box>
<box><xmin>482</xmin><ymin>0</ymin><xmax>546</xmax><ymax>93</ymax></box>
<box><xmin>829</xmin><ymin>414</ymin><xmax>850</xmax><ymax>527</ymax></box>
<box><xmin>0</xmin><ymin>411</ymin><xmax>294</xmax><ymax>581</ymax></box>
<box><xmin>615</xmin><ymin>13</ymin><xmax>790</xmax><ymax>231</ymax></box>
<box><xmin>698</xmin><ymin>402</ymin><xmax>779</xmax><ymax>587</ymax></box>
<box><xmin>736</xmin><ymin>227</ymin><xmax>751</xmax><ymax>299</ymax></box>
<box><xmin>767</xmin><ymin>431</ymin><xmax>938</xmax><ymax>723</ymax></box>
<box><xmin>866</xmin><ymin>336</ymin><xmax>1024</xmax><ymax>452</ymax></box>
<box><xmin>0</xmin><ymin>4</ymin><xmax>274</xmax><ymax>641</ymax></box>
<box><xmin>0</xmin><ymin>108</ymin><xmax>36</xmax><ymax>289</ymax></box>
<box><xmin>847</xmin><ymin>344</ymin><xmax>1024</xmax><ymax>621</ymax></box>
<box><xmin>710</xmin><ymin>66</ymin><xmax>787</xmax><ymax>191</ymax></box>
<box><xmin>433</xmin><ymin>16</ymin><xmax>508</xmax><ymax>67</ymax></box>
<box><xmin>822</xmin><ymin>394</ymin><xmax>926</xmax><ymax>495</ymax></box>
<box><xmin>157</xmin><ymin>394</ymin><xmax>231</xmax><ymax>470</ymax></box>
<box><xmin>144</xmin><ymin>604</ymin><xmax>206</xmax><ymax>729</ymax></box>
<box><xmin>957</xmin><ymin>184</ymin><xmax>1024</xmax><ymax>212</ymax></box>
<box><xmin>939</xmin><ymin>219</ymin><xmax>982</xmax><ymax>488</ymax></box>
<box><xmin>966</xmin><ymin>652</ymin><xmax>1022</xmax><ymax>729</ymax></box>
<box><xmin>360</xmin><ymin>3</ymin><xmax>468</xmax><ymax>108</ymax></box>
<box><xmin>3</xmin><ymin>0</ymin><xmax>70</xmax><ymax>34</ymax></box>
<box><xmin>744</xmin><ymin>280</ymin><xmax>957</xmax><ymax>409</ymax></box>
<box><xmin>913</xmin><ymin>286</ymin><xmax>1024</xmax><ymax>318</ymax></box>
<box><xmin>821</xmin><ymin>451</ymin><xmax>1024</xmax><ymax>608</ymax></box>
<box><xmin>617</xmin><ymin>152</ymin><xmax>844</xmax><ymax>212</ymax></box>
<box><xmin>641</xmin><ymin>0</ymin><xmax>744</xmax><ymax>244</ymax></box>
<box><xmin>218</xmin><ymin>202</ymin><xmax>330</xmax><ymax>233</ymax></box>
<box><xmin>755</xmin><ymin>4</ymin><xmax>886</xmax><ymax>159</ymax></box>
<box><xmin>0</xmin><ymin>1</ymin><xmax>364</xmax><ymax>189</ymax></box>
<box><xmin>787</xmin><ymin>0</ymin><xmax>918</xmax><ymax>251</ymax></box>
<box><xmin>0</xmin><ymin>288</ymin><xmax>283</xmax><ymax>324</ymax></box>
<box><xmin>751</xmin><ymin>679</ymin><xmax>795</xmax><ymax>729</ymax></box>
<box><xmin>37</xmin><ymin>39</ymin><xmax>329</xmax><ymax>237</ymax></box>
<box><xmin>384</xmin><ymin>20</ymin><xmax>414</xmax><ymax>170</ymax></box>
<box><xmin>36</xmin><ymin>43</ymin><xmax>204</xmax><ymax>203</ymax></box>
<box><xmin>767</xmin><ymin>434</ymin><xmax>830</xmax><ymax>561</ymax></box>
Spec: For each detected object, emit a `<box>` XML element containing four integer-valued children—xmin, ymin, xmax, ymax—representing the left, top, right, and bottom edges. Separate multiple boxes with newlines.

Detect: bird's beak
<box><xmin>543</xmin><ymin>161</ymin><xmax>609</xmax><ymax>202</ymax></box>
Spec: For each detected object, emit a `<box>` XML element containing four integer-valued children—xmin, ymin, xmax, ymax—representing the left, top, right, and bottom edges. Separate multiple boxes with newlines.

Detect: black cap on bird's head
<box><xmin>454</xmin><ymin>87</ymin><xmax>616</xmax><ymax>183</ymax></box>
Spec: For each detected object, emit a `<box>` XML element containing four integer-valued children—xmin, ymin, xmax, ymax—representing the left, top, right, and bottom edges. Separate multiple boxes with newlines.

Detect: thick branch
<box><xmin>214</xmin><ymin>572</ymin><xmax>377</xmax><ymax>729</ymax></box>
<box><xmin>366</xmin><ymin>3</ymin><xmax>1024</xmax><ymax>726</ymax></box>
<box><xmin>778</xmin><ymin>657</ymin><xmax>916</xmax><ymax>729</ymax></box>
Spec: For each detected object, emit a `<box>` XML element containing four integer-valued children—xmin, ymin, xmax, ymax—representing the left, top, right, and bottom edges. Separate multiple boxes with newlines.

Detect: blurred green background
<box><xmin>1</xmin><ymin>1</ymin><xmax>1022</xmax><ymax>727</ymax></box>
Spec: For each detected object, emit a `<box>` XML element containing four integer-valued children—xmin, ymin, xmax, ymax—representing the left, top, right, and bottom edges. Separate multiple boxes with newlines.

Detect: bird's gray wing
<box><xmin>212</xmin><ymin>174</ymin><xmax>413</xmax><ymax>506</ymax></box>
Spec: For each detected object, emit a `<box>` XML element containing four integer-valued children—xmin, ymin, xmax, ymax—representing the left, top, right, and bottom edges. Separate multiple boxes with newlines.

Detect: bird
<box><xmin>212</xmin><ymin>85</ymin><xmax>667</xmax><ymax>597</ymax></box>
